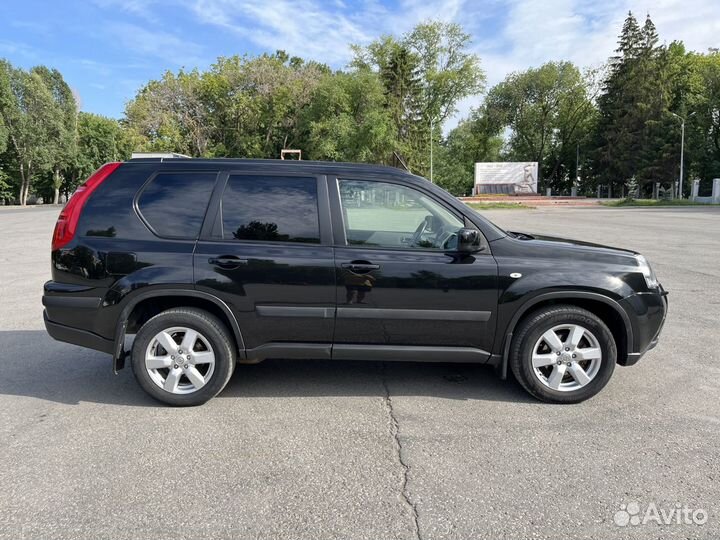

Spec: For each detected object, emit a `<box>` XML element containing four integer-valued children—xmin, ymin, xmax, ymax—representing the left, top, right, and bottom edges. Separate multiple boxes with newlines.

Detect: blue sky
<box><xmin>1</xmin><ymin>0</ymin><xmax>718</xmax><ymax>129</ymax></box>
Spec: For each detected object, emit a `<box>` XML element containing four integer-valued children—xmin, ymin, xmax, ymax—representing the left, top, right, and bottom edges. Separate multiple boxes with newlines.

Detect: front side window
<box><xmin>220</xmin><ymin>175</ymin><xmax>320</xmax><ymax>244</ymax></box>
<box><xmin>338</xmin><ymin>179</ymin><xmax>464</xmax><ymax>250</ymax></box>
<box><xmin>137</xmin><ymin>172</ymin><xmax>217</xmax><ymax>239</ymax></box>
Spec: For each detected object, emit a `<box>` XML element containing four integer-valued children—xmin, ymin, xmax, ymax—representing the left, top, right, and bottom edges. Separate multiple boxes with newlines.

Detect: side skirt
<box><xmin>333</xmin><ymin>344</ymin><xmax>491</xmax><ymax>363</ymax></box>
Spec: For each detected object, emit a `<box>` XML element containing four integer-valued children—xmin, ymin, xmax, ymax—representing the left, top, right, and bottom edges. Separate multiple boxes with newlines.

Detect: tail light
<box><xmin>51</xmin><ymin>162</ymin><xmax>121</xmax><ymax>251</ymax></box>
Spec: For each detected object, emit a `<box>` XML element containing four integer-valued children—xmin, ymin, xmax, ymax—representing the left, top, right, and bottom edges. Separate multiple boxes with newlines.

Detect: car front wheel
<box><xmin>131</xmin><ymin>307</ymin><xmax>236</xmax><ymax>406</ymax></box>
<box><xmin>510</xmin><ymin>305</ymin><xmax>616</xmax><ymax>403</ymax></box>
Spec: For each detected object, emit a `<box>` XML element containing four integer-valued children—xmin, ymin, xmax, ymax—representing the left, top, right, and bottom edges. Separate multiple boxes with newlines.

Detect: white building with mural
<box><xmin>474</xmin><ymin>162</ymin><xmax>538</xmax><ymax>195</ymax></box>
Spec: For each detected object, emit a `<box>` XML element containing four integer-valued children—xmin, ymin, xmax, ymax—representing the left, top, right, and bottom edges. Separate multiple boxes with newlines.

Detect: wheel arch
<box><xmin>112</xmin><ymin>289</ymin><xmax>245</xmax><ymax>371</ymax></box>
<box><xmin>497</xmin><ymin>291</ymin><xmax>634</xmax><ymax>379</ymax></box>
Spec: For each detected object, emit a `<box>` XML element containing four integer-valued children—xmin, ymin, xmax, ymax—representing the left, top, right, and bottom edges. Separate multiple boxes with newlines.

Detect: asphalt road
<box><xmin>1</xmin><ymin>204</ymin><xmax>719</xmax><ymax>540</ymax></box>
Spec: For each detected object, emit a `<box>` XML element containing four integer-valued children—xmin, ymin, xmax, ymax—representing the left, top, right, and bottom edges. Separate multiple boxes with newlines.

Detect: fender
<box><xmin>111</xmin><ymin>287</ymin><xmax>246</xmax><ymax>372</ymax></box>
<box><xmin>495</xmin><ymin>290</ymin><xmax>635</xmax><ymax>379</ymax></box>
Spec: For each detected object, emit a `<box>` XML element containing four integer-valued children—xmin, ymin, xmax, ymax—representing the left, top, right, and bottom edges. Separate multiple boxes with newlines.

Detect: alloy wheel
<box><xmin>144</xmin><ymin>326</ymin><xmax>216</xmax><ymax>394</ymax></box>
<box><xmin>531</xmin><ymin>323</ymin><xmax>602</xmax><ymax>392</ymax></box>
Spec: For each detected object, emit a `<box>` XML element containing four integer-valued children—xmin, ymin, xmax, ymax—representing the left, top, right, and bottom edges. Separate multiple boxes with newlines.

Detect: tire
<box><xmin>131</xmin><ymin>307</ymin><xmax>236</xmax><ymax>406</ymax></box>
<box><xmin>509</xmin><ymin>305</ymin><xmax>616</xmax><ymax>404</ymax></box>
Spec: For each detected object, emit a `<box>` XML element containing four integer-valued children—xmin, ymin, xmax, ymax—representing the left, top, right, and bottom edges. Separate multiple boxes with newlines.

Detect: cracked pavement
<box><xmin>381</xmin><ymin>365</ymin><xmax>420</xmax><ymax>540</ymax></box>
<box><xmin>1</xmin><ymin>205</ymin><xmax>719</xmax><ymax>539</ymax></box>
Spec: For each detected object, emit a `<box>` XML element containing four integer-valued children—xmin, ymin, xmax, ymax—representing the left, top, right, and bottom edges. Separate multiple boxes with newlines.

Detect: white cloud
<box><xmin>189</xmin><ymin>0</ymin><xmax>469</xmax><ymax>65</ymax></box>
<box><xmin>190</xmin><ymin>0</ymin><xmax>368</xmax><ymax>64</ymax></box>
<box><xmin>92</xmin><ymin>0</ymin><xmax>161</xmax><ymax>20</ymax></box>
<box><xmin>647</xmin><ymin>0</ymin><xmax>720</xmax><ymax>53</ymax></box>
<box><xmin>477</xmin><ymin>0</ymin><xmax>719</xmax><ymax>85</ymax></box>
<box><xmin>107</xmin><ymin>22</ymin><xmax>206</xmax><ymax>67</ymax></box>
<box><xmin>0</xmin><ymin>40</ymin><xmax>37</xmax><ymax>60</ymax></box>
<box><xmin>10</xmin><ymin>20</ymin><xmax>51</xmax><ymax>34</ymax></box>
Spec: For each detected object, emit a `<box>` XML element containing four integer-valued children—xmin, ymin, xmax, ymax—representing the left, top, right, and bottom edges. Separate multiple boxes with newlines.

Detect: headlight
<box><xmin>635</xmin><ymin>255</ymin><xmax>659</xmax><ymax>289</ymax></box>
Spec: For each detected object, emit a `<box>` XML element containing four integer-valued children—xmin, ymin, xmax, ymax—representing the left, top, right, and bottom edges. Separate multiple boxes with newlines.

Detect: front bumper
<box><xmin>618</xmin><ymin>286</ymin><xmax>668</xmax><ymax>366</ymax></box>
<box><xmin>624</xmin><ymin>336</ymin><xmax>660</xmax><ymax>366</ymax></box>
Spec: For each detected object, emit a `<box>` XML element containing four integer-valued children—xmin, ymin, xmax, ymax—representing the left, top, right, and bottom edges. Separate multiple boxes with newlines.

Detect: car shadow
<box><xmin>0</xmin><ymin>330</ymin><xmax>535</xmax><ymax>406</ymax></box>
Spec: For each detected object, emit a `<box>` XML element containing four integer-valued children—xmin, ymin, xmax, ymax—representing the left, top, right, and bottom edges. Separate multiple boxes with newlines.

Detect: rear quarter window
<box><xmin>137</xmin><ymin>172</ymin><xmax>217</xmax><ymax>239</ymax></box>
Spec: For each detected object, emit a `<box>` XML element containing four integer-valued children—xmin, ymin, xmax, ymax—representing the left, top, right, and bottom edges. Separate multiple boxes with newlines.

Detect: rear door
<box><xmin>194</xmin><ymin>170</ymin><xmax>336</xmax><ymax>357</ymax></box>
<box><xmin>329</xmin><ymin>176</ymin><xmax>499</xmax><ymax>356</ymax></box>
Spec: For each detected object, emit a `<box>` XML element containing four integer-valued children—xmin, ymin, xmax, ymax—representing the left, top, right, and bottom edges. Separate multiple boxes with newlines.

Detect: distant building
<box><xmin>474</xmin><ymin>162</ymin><xmax>538</xmax><ymax>195</ymax></box>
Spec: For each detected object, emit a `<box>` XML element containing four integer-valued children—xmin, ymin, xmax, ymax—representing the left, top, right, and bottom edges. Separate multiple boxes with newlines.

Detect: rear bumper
<box><xmin>43</xmin><ymin>280</ymin><xmax>115</xmax><ymax>354</ymax></box>
<box><xmin>44</xmin><ymin>309</ymin><xmax>114</xmax><ymax>355</ymax></box>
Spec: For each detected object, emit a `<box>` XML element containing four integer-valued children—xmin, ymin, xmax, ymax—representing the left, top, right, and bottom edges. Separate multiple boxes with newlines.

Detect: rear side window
<box><xmin>137</xmin><ymin>172</ymin><xmax>217</xmax><ymax>239</ymax></box>
<box><xmin>220</xmin><ymin>175</ymin><xmax>320</xmax><ymax>244</ymax></box>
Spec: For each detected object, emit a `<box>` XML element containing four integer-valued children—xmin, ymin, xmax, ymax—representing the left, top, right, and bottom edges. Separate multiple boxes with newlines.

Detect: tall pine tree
<box><xmin>593</xmin><ymin>12</ymin><xmax>676</xmax><ymax>194</ymax></box>
<box><xmin>379</xmin><ymin>44</ymin><xmax>424</xmax><ymax>166</ymax></box>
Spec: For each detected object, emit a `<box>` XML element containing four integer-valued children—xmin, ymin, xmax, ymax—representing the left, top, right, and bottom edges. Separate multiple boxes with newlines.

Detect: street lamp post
<box><xmin>670</xmin><ymin>111</ymin><xmax>695</xmax><ymax>199</ymax></box>
<box><xmin>576</xmin><ymin>141</ymin><xmax>582</xmax><ymax>187</ymax></box>
<box><xmin>429</xmin><ymin>117</ymin><xmax>434</xmax><ymax>183</ymax></box>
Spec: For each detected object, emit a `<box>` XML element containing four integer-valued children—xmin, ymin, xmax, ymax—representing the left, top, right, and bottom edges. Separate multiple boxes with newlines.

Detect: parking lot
<box><xmin>1</xmin><ymin>204</ymin><xmax>719</xmax><ymax>540</ymax></box>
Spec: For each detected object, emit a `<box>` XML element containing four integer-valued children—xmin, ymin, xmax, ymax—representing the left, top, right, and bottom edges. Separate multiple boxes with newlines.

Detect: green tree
<box><xmin>0</xmin><ymin>105</ymin><xmax>7</xmax><ymax>159</ymax></box>
<box><xmin>352</xmin><ymin>21</ymin><xmax>485</xmax><ymax>175</ymax></box>
<box><xmin>125</xmin><ymin>51</ymin><xmax>329</xmax><ymax>159</ymax></box>
<box><xmin>375</xmin><ymin>42</ymin><xmax>424</xmax><ymax>163</ymax></box>
<box><xmin>0</xmin><ymin>61</ymin><xmax>12</xmax><ymax>199</ymax></box>
<box><xmin>125</xmin><ymin>68</ymin><xmax>210</xmax><ymax>156</ymax></box>
<box><xmin>433</xmin><ymin>116</ymin><xmax>503</xmax><ymax>195</ymax></box>
<box><xmin>405</xmin><ymin>22</ymin><xmax>484</xmax><ymax>124</ymax></box>
<box><xmin>691</xmin><ymin>51</ymin><xmax>720</xmax><ymax>182</ymax></box>
<box><xmin>32</xmin><ymin>66</ymin><xmax>78</xmax><ymax>203</ymax></box>
<box><xmin>301</xmin><ymin>70</ymin><xmax>396</xmax><ymax>163</ymax></box>
<box><xmin>483</xmin><ymin>61</ymin><xmax>597</xmax><ymax>191</ymax></box>
<box><xmin>0</xmin><ymin>61</ymin><xmax>57</xmax><ymax>205</ymax></box>
<box><xmin>593</xmin><ymin>12</ymin><xmax>675</xmax><ymax>195</ymax></box>
<box><xmin>205</xmin><ymin>52</ymin><xmax>328</xmax><ymax>158</ymax></box>
<box><xmin>669</xmin><ymin>47</ymin><xmax>720</xmax><ymax>187</ymax></box>
<box><xmin>69</xmin><ymin>112</ymin><xmax>132</xmax><ymax>191</ymax></box>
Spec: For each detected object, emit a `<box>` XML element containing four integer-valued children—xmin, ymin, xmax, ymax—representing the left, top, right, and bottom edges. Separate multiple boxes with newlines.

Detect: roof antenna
<box><xmin>393</xmin><ymin>151</ymin><xmax>410</xmax><ymax>172</ymax></box>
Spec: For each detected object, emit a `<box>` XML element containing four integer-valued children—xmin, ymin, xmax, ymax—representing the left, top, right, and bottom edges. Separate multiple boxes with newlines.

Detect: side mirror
<box><xmin>456</xmin><ymin>228</ymin><xmax>482</xmax><ymax>253</ymax></box>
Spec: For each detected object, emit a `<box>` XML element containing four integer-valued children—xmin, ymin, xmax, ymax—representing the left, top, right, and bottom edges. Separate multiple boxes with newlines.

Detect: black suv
<box><xmin>43</xmin><ymin>157</ymin><xmax>667</xmax><ymax>406</ymax></box>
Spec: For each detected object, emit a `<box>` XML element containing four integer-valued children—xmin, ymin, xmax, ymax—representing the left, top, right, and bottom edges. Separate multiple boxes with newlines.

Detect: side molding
<box><xmin>337</xmin><ymin>307</ymin><xmax>491</xmax><ymax>322</ymax></box>
<box><xmin>256</xmin><ymin>305</ymin><xmax>334</xmax><ymax>318</ymax></box>
<box><xmin>244</xmin><ymin>343</ymin><xmax>332</xmax><ymax>363</ymax></box>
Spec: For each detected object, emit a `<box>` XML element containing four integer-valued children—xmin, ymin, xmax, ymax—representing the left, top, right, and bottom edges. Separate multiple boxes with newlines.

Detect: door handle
<box><xmin>342</xmin><ymin>262</ymin><xmax>380</xmax><ymax>273</ymax></box>
<box><xmin>209</xmin><ymin>256</ymin><xmax>248</xmax><ymax>268</ymax></box>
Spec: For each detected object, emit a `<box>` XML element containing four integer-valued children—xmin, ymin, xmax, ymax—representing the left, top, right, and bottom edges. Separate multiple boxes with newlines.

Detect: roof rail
<box><xmin>130</xmin><ymin>152</ymin><xmax>191</xmax><ymax>159</ymax></box>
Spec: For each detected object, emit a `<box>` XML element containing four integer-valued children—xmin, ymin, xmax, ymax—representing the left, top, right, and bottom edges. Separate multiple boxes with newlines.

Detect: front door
<box><xmin>330</xmin><ymin>177</ymin><xmax>498</xmax><ymax>356</ymax></box>
<box><xmin>194</xmin><ymin>172</ymin><xmax>335</xmax><ymax>357</ymax></box>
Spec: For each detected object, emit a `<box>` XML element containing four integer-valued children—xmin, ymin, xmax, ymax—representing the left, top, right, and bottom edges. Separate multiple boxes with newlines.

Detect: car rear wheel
<box><xmin>510</xmin><ymin>305</ymin><xmax>616</xmax><ymax>403</ymax></box>
<box><xmin>131</xmin><ymin>308</ymin><xmax>235</xmax><ymax>406</ymax></box>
